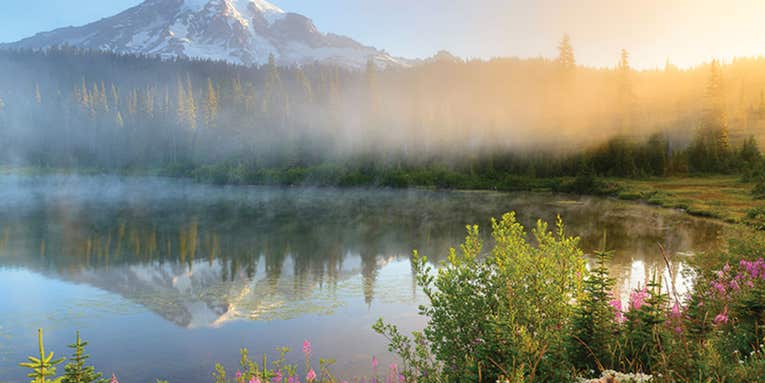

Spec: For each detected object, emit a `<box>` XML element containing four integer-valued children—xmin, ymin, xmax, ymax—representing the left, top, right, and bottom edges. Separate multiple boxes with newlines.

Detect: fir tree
<box><xmin>570</xmin><ymin>238</ymin><xmax>617</xmax><ymax>372</ymax></box>
<box><xmin>19</xmin><ymin>329</ymin><xmax>65</xmax><ymax>383</ymax></box>
<box><xmin>185</xmin><ymin>74</ymin><xmax>198</xmax><ymax>131</ymax></box>
<box><xmin>35</xmin><ymin>83</ymin><xmax>43</xmax><ymax>105</ymax></box>
<box><xmin>115</xmin><ymin>111</ymin><xmax>124</xmax><ymax>129</ymax></box>
<box><xmin>204</xmin><ymin>78</ymin><xmax>218</xmax><ymax>130</ymax></box>
<box><xmin>557</xmin><ymin>34</ymin><xmax>576</xmax><ymax>72</ymax></box>
<box><xmin>616</xmin><ymin>49</ymin><xmax>635</xmax><ymax>134</ymax></box>
<box><xmin>62</xmin><ymin>332</ymin><xmax>106</xmax><ymax>383</ymax></box>
<box><xmin>176</xmin><ymin>76</ymin><xmax>186</xmax><ymax>126</ymax></box>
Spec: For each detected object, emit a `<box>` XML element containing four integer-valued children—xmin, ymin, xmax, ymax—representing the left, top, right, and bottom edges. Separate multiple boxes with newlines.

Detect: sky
<box><xmin>1</xmin><ymin>0</ymin><xmax>765</xmax><ymax>69</ymax></box>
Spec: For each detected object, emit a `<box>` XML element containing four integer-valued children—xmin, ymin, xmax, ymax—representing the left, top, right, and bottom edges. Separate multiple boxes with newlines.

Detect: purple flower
<box><xmin>629</xmin><ymin>287</ymin><xmax>649</xmax><ymax>310</ymax></box>
<box><xmin>714</xmin><ymin>307</ymin><xmax>729</xmax><ymax>325</ymax></box>
<box><xmin>303</xmin><ymin>340</ymin><xmax>312</xmax><ymax>356</ymax></box>
<box><xmin>711</xmin><ymin>280</ymin><xmax>726</xmax><ymax>295</ymax></box>
<box><xmin>387</xmin><ymin>364</ymin><xmax>398</xmax><ymax>383</ymax></box>
<box><xmin>671</xmin><ymin>302</ymin><xmax>682</xmax><ymax>319</ymax></box>
<box><xmin>306</xmin><ymin>368</ymin><xmax>317</xmax><ymax>382</ymax></box>
<box><xmin>609</xmin><ymin>299</ymin><xmax>626</xmax><ymax>323</ymax></box>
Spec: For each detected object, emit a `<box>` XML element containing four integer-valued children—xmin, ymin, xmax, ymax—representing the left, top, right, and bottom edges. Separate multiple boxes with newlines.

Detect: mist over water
<box><xmin>0</xmin><ymin>174</ymin><xmax>722</xmax><ymax>382</ymax></box>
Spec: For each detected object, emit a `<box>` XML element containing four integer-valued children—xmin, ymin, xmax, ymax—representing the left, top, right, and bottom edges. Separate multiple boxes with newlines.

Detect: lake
<box><xmin>0</xmin><ymin>175</ymin><xmax>722</xmax><ymax>382</ymax></box>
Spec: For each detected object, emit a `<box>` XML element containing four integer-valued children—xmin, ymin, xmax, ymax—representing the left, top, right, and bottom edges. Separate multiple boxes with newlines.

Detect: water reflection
<box><xmin>0</xmin><ymin>175</ymin><xmax>723</xmax><ymax>328</ymax></box>
<box><xmin>0</xmin><ymin>175</ymin><xmax>723</xmax><ymax>381</ymax></box>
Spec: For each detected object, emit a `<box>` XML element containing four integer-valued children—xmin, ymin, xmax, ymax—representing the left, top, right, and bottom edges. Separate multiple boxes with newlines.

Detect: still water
<box><xmin>0</xmin><ymin>175</ymin><xmax>722</xmax><ymax>382</ymax></box>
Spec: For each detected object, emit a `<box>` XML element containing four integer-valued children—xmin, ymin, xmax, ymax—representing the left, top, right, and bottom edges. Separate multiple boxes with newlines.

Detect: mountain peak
<box><xmin>1</xmin><ymin>0</ymin><xmax>407</xmax><ymax>69</ymax></box>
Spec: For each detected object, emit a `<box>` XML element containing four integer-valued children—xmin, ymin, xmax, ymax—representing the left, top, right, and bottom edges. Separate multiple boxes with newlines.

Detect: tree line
<box><xmin>1</xmin><ymin>38</ymin><xmax>765</xmax><ymax>184</ymax></box>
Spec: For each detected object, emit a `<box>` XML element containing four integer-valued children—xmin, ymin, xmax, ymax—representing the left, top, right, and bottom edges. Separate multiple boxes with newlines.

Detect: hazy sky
<box><xmin>2</xmin><ymin>0</ymin><xmax>764</xmax><ymax>69</ymax></box>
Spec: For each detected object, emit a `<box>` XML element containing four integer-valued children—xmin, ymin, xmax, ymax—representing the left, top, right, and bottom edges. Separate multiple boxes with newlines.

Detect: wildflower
<box><xmin>388</xmin><ymin>364</ymin><xmax>398</xmax><ymax>383</ymax></box>
<box><xmin>372</xmin><ymin>356</ymin><xmax>378</xmax><ymax>369</ymax></box>
<box><xmin>236</xmin><ymin>371</ymin><xmax>243</xmax><ymax>381</ymax></box>
<box><xmin>670</xmin><ymin>302</ymin><xmax>681</xmax><ymax>319</ymax></box>
<box><xmin>629</xmin><ymin>287</ymin><xmax>649</xmax><ymax>310</ymax></box>
<box><xmin>250</xmin><ymin>377</ymin><xmax>261</xmax><ymax>383</ymax></box>
<box><xmin>609</xmin><ymin>299</ymin><xmax>626</xmax><ymax>323</ymax></box>
<box><xmin>714</xmin><ymin>306</ymin><xmax>729</xmax><ymax>325</ymax></box>
<box><xmin>306</xmin><ymin>368</ymin><xmax>316</xmax><ymax>382</ymax></box>
<box><xmin>110</xmin><ymin>374</ymin><xmax>119</xmax><ymax>383</ymax></box>
<box><xmin>273</xmin><ymin>371</ymin><xmax>283</xmax><ymax>383</ymax></box>
<box><xmin>711</xmin><ymin>280</ymin><xmax>726</xmax><ymax>295</ymax></box>
<box><xmin>303</xmin><ymin>340</ymin><xmax>312</xmax><ymax>356</ymax></box>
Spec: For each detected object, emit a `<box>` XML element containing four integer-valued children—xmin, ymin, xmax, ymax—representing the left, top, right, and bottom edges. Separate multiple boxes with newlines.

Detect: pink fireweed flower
<box><xmin>372</xmin><ymin>356</ymin><xmax>378</xmax><ymax>369</ymax></box>
<box><xmin>250</xmin><ymin>377</ymin><xmax>261</xmax><ymax>383</ymax></box>
<box><xmin>609</xmin><ymin>299</ymin><xmax>626</xmax><ymax>323</ymax></box>
<box><xmin>714</xmin><ymin>306</ymin><xmax>729</xmax><ymax>325</ymax></box>
<box><xmin>306</xmin><ymin>369</ymin><xmax>316</xmax><ymax>382</ymax></box>
<box><xmin>388</xmin><ymin>364</ymin><xmax>398</xmax><ymax>383</ymax></box>
<box><xmin>711</xmin><ymin>280</ymin><xmax>726</xmax><ymax>295</ymax></box>
<box><xmin>629</xmin><ymin>287</ymin><xmax>649</xmax><ymax>310</ymax></box>
<box><xmin>303</xmin><ymin>340</ymin><xmax>311</xmax><ymax>356</ymax></box>
<box><xmin>671</xmin><ymin>302</ymin><xmax>682</xmax><ymax>319</ymax></box>
<box><xmin>273</xmin><ymin>371</ymin><xmax>283</xmax><ymax>383</ymax></box>
<box><xmin>236</xmin><ymin>371</ymin><xmax>243</xmax><ymax>381</ymax></box>
<box><xmin>110</xmin><ymin>374</ymin><xmax>118</xmax><ymax>383</ymax></box>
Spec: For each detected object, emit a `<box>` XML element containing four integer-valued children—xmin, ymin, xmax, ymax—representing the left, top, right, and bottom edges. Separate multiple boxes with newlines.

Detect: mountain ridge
<box><xmin>0</xmin><ymin>0</ymin><xmax>409</xmax><ymax>69</ymax></box>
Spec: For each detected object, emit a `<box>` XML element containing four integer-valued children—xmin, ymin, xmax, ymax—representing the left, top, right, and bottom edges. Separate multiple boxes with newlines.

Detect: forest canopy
<box><xmin>1</xmin><ymin>38</ymin><xmax>765</xmax><ymax>182</ymax></box>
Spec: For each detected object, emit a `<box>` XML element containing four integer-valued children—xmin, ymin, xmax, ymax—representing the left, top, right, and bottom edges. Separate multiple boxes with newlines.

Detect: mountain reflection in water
<box><xmin>0</xmin><ymin>175</ymin><xmax>723</xmax><ymax>381</ymax></box>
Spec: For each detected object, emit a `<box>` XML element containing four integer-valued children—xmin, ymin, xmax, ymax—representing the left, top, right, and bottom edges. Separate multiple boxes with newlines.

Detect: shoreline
<box><xmin>1</xmin><ymin>166</ymin><xmax>753</xmax><ymax>228</ymax></box>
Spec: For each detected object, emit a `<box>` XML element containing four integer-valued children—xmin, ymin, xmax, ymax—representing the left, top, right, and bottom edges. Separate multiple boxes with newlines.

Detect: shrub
<box><xmin>377</xmin><ymin>212</ymin><xmax>586</xmax><ymax>382</ymax></box>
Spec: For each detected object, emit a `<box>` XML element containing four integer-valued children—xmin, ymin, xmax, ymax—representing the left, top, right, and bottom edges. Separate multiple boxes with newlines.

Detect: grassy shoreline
<box><xmin>3</xmin><ymin>165</ymin><xmax>761</xmax><ymax>227</ymax></box>
<box><xmin>612</xmin><ymin>176</ymin><xmax>764</xmax><ymax>224</ymax></box>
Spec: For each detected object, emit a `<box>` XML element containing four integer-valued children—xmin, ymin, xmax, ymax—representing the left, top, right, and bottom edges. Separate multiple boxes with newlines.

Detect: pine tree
<box><xmin>262</xmin><ymin>54</ymin><xmax>281</xmax><ymax>114</ymax></box>
<box><xmin>19</xmin><ymin>329</ymin><xmax>65</xmax><ymax>383</ymax></box>
<box><xmin>699</xmin><ymin>59</ymin><xmax>730</xmax><ymax>170</ymax></box>
<box><xmin>99</xmin><ymin>82</ymin><xmax>108</xmax><ymax>113</ymax></box>
<box><xmin>176</xmin><ymin>76</ymin><xmax>186</xmax><ymax>126</ymax></box>
<box><xmin>79</xmin><ymin>78</ymin><xmax>89</xmax><ymax>109</ymax></box>
<box><xmin>115</xmin><ymin>111</ymin><xmax>124</xmax><ymax>129</ymax></box>
<box><xmin>185</xmin><ymin>74</ymin><xmax>197</xmax><ymax>131</ymax></box>
<box><xmin>62</xmin><ymin>332</ymin><xmax>106</xmax><ymax>383</ymax></box>
<box><xmin>557</xmin><ymin>34</ymin><xmax>576</xmax><ymax>72</ymax></box>
<box><xmin>294</xmin><ymin>68</ymin><xmax>313</xmax><ymax>104</ymax></box>
<box><xmin>570</xmin><ymin>242</ymin><xmax>617</xmax><ymax>372</ymax></box>
<box><xmin>616</xmin><ymin>49</ymin><xmax>635</xmax><ymax>134</ymax></box>
<box><xmin>110</xmin><ymin>84</ymin><xmax>120</xmax><ymax>110</ymax></box>
<box><xmin>35</xmin><ymin>83</ymin><xmax>42</xmax><ymax>105</ymax></box>
<box><xmin>705</xmin><ymin>60</ymin><xmax>729</xmax><ymax>150</ymax></box>
<box><xmin>204</xmin><ymin>78</ymin><xmax>218</xmax><ymax>130</ymax></box>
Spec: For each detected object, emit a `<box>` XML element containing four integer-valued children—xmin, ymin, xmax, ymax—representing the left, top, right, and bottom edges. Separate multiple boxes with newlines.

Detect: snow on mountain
<box><xmin>0</xmin><ymin>0</ymin><xmax>409</xmax><ymax>69</ymax></box>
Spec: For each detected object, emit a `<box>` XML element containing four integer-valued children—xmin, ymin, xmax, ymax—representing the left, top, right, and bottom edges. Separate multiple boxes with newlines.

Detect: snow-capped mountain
<box><xmin>0</xmin><ymin>0</ymin><xmax>408</xmax><ymax>69</ymax></box>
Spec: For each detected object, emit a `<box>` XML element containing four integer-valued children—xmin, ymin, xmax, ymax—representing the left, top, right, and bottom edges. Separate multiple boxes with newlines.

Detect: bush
<box><xmin>377</xmin><ymin>212</ymin><xmax>586</xmax><ymax>382</ymax></box>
